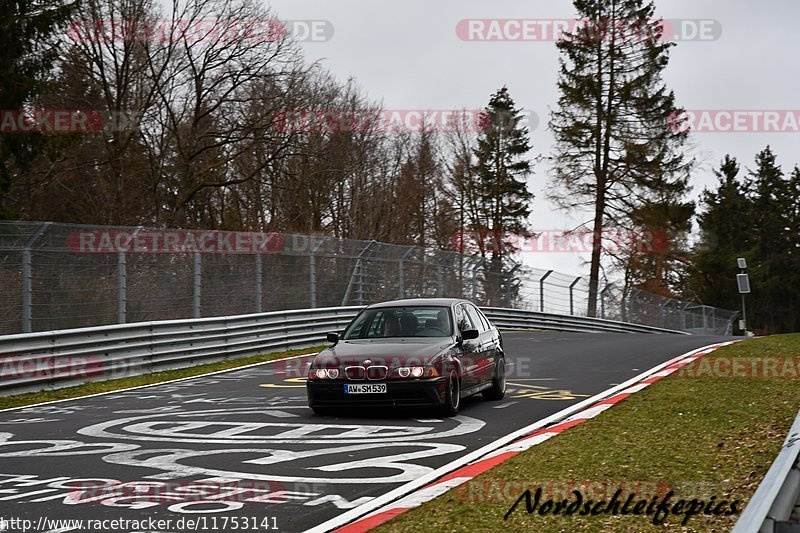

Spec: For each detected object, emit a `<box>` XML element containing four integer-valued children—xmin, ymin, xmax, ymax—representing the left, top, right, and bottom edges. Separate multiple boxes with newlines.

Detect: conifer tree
<box><xmin>549</xmin><ymin>0</ymin><xmax>693</xmax><ymax>316</ymax></box>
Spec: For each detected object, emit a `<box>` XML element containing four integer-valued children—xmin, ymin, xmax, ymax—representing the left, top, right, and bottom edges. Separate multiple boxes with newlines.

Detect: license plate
<box><xmin>344</xmin><ymin>383</ymin><xmax>387</xmax><ymax>394</ymax></box>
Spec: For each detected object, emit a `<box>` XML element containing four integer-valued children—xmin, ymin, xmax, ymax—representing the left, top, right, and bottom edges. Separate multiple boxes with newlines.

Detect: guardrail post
<box><xmin>539</xmin><ymin>270</ymin><xmax>553</xmax><ymax>312</ymax></box>
<box><xmin>21</xmin><ymin>223</ymin><xmax>50</xmax><ymax>333</ymax></box>
<box><xmin>569</xmin><ymin>276</ymin><xmax>581</xmax><ymax>315</ymax></box>
<box><xmin>255</xmin><ymin>253</ymin><xmax>263</xmax><ymax>313</ymax></box>
<box><xmin>193</xmin><ymin>252</ymin><xmax>202</xmax><ymax>318</ymax></box>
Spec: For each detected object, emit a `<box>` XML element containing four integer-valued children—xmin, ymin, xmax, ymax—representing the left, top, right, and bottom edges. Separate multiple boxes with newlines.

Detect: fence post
<box><xmin>255</xmin><ymin>253</ymin><xmax>263</xmax><ymax>313</ymax></box>
<box><xmin>660</xmin><ymin>300</ymin><xmax>671</xmax><ymax>329</ymax></box>
<box><xmin>569</xmin><ymin>277</ymin><xmax>581</xmax><ymax>315</ymax></box>
<box><xmin>21</xmin><ymin>223</ymin><xmax>50</xmax><ymax>333</ymax></box>
<box><xmin>398</xmin><ymin>248</ymin><xmax>412</xmax><ymax>299</ymax></box>
<box><xmin>309</xmin><ymin>253</ymin><xmax>316</xmax><ymax>308</ymax></box>
<box><xmin>505</xmin><ymin>262</ymin><xmax>521</xmax><ymax>308</ymax></box>
<box><xmin>471</xmin><ymin>258</ymin><xmax>484</xmax><ymax>302</ymax></box>
<box><xmin>193</xmin><ymin>252</ymin><xmax>202</xmax><ymax>318</ymax></box>
<box><xmin>680</xmin><ymin>302</ymin><xmax>691</xmax><ymax>331</ymax></box>
<box><xmin>600</xmin><ymin>285</ymin><xmax>611</xmax><ymax>319</ymax></box>
<box><xmin>539</xmin><ymin>270</ymin><xmax>553</xmax><ymax>312</ymax></box>
<box><xmin>436</xmin><ymin>260</ymin><xmax>445</xmax><ymax>297</ymax></box>
<box><xmin>118</xmin><ymin>252</ymin><xmax>127</xmax><ymax>323</ymax></box>
<box><xmin>117</xmin><ymin>227</ymin><xmax>143</xmax><ymax>324</ymax></box>
<box><xmin>308</xmin><ymin>237</ymin><xmax>326</xmax><ymax>309</ymax></box>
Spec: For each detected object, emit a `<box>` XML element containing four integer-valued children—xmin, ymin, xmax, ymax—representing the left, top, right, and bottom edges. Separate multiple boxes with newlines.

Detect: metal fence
<box><xmin>0</xmin><ymin>221</ymin><xmax>737</xmax><ymax>336</ymax></box>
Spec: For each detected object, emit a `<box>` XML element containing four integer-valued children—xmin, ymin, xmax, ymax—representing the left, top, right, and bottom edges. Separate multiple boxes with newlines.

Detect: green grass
<box><xmin>0</xmin><ymin>346</ymin><xmax>324</xmax><ymax>411</ymax></box>
<box><xmin>375</xmin><ymin>334</ymin><xmax>800</xmax><ymax>533</ymax></box>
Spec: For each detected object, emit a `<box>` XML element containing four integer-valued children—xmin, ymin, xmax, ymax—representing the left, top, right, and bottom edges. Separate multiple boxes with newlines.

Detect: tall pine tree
<box><xmin>471</xmin><ymin>87</ymin><xmax>533</xmax><ymax>305</ymax></box>
<box><xmin>549</xmin><ymin>0</ymin><xmax>693</xmax><ymax>316</ymax></box>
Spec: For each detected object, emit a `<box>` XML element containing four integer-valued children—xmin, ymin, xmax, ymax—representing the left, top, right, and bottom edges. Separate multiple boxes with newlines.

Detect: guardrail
<box><xmin>481</xmin><ymin>307</ymin><xmax>690</xmax><ymax>335</ymax></box>
<box><xmin>733</xmin><ymin>410</ymin><xmax>800</xmax><ymax>533</ymax></box>
<box><xmin>0</xmin><ymin>304</ymin><xmax>687</xmax><ymax>397</ymax></box>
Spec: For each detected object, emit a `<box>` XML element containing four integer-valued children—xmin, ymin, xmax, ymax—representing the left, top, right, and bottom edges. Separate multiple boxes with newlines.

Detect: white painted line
<box><xmin>493</xmin><ymin>401</ymin><xmax>518</xmax><ymax>409</ymax></box>
<box><xmin>307</xmin><ymin>341</ymin><xmax>734</xmax><ymax>533</ymax></box>
<box><xmin>0</xmin><ymin>352</ymin><xmax>319</xmax><ymax>414</ymax></box>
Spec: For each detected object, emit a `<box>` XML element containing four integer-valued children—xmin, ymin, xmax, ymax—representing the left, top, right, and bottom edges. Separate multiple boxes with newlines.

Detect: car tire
<box><xmin>440</xmin><ymin>370</ymin><xmax>461</xmax><ymax>417</ymax></box>
<box><xmin>482</xmin><ymin>357</ymin><xmax>506</xmax><ymax>401</ymax></box>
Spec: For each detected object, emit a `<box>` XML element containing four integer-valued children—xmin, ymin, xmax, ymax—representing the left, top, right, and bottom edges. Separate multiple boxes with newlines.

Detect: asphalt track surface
<box><xmin>0</xmin><ymin>331</ymin><xmax>733</xmax><ymax>533</ymax></box>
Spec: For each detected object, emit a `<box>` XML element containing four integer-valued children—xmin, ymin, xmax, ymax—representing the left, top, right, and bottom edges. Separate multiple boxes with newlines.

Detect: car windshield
<box><xmin>343</xmin><ymin>306</ymin><xmax>453</xmax><ymax>339</ymax></box>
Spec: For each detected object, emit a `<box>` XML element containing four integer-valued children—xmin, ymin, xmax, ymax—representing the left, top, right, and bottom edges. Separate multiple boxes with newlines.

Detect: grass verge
<box><xmin>0</xmin><ymin>346</ymin><xmax>324</xmax><ymax>411</ymax></box>
<box><xmin>375</xmin><ymin>334</ymin><xmax>800</xmax><ymax>532</ymax></box>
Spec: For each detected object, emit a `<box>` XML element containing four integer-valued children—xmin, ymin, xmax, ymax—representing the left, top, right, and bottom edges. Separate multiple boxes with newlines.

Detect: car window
<box><xmin>474</xmin><ymin>305</ymin><xmax>492</xmax><ymax>331</ymax></box>
<box><xmin>465</xmin><ymin>304</ymin><xmax>488</xmax><ymax>333</ymax></box>
<box><xmin>343</xmin><ymin>306</ymin><xmax>453</xmax><ymax>339</ymax></box>
<box><xmin>454</xmin><ymin>304</ymin><xmax>474</xmax><ymax>332</ymax></box>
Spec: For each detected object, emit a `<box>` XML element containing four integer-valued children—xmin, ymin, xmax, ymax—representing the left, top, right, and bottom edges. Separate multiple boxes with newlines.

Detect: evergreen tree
<box><xmin>549</xmin><ymin>0</ymin><xmax>693</xmax><ymax>316</ymax></box>
<box><xmin>747</xmin><ymin>146</ymin><xmax>794</xmax><ymax>333</ymax></box>
<box><xmin>0</xmin><ymin>0</ymin><xmax>76</xmax><ymax>218</ymax></box>
<box><xmin>689</xmin><ymin>155</ymin><xmax>753</xmax><ymax>313</ymax></box>
<box><xmin>470</xmin><ymin>87</ymin><xmax>533</xmax><ymax>305</ymax></box>
<box><xmin>621</xmin><ymin>195</ymin><xmax>695</xmax><ymax>297</ymax></box>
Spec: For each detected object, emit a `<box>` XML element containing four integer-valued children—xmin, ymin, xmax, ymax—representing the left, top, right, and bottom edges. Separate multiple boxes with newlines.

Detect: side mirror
<box><xmin>461</xmin><ymin>329</ymin><xmax>479</xmax><ymax>341</ymax></box>
<box><xmin>326</xmin><ymin>332</ymin><xmax>340</xmax><ymax>343</ymax></box>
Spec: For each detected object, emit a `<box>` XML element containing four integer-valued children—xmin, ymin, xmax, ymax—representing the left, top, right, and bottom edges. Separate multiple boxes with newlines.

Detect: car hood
<box><xmin>314</xmin><ymin>337</ymin><xmax>454</xmax><ymax>367</ymax></box>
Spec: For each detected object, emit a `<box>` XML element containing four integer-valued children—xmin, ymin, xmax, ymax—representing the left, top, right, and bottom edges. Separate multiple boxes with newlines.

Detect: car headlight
<box><xmin>310</xmin><ymin>368</ymin><xmax>339</xmax><ymax>380</ymax></box>
<box><xmin>396</xmin><ymin>366</ymin><xmax>437</xmax><ymax>378</ymax></box>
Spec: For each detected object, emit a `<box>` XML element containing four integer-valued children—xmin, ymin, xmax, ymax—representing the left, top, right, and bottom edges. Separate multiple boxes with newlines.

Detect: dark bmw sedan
<box><xmin>306</xmin><ymin>298</ymin><xmax>506</xmax><ymax>416</ymax></box>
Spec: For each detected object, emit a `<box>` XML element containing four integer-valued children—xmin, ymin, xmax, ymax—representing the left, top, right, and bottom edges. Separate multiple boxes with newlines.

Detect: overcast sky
<box><xmin>266</xmin><ymin>0</ymin><xmax>800</xmax><ymax>278</ymax></box>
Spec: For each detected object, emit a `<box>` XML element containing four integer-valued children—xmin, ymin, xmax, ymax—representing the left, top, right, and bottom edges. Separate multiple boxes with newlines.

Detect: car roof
<box><xmin>367</xmin><ymin>298</ymin><xmax>469</xmax><ymax>309</ymax></box>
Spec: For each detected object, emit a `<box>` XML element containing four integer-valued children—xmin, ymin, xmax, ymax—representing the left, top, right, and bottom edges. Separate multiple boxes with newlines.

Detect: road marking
<box><xmin>0</xmin><ymin>353</ymin><xmax>319</xmax><ymax>414</ymax></box>
<box><xmin>493</xmin><ymin>401</ymin><xmax>518</xmax><ymax>409</ymax></box>
<box><xmin>506</xmin><ymin>382</ymin><xmax>590</xmax><ymax>401</ymax></box>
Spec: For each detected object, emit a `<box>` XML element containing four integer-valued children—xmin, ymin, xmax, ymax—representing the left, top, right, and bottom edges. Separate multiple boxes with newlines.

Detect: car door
<box><xmin>454</xmin><ymin>303</ymin><xmax>480</xmax><ymax>390</ymax></box>
<box><xmin>464</xmin><ymin>304</ymin><xmax>494</xmax><ymax>387</ymax></box>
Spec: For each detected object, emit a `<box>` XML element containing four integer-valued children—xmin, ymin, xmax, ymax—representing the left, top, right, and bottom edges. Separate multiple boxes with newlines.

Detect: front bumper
<box><xmin>306</xmin><ymin>377</ymin><xmax>447</xmax><ymax>408</ymax></box>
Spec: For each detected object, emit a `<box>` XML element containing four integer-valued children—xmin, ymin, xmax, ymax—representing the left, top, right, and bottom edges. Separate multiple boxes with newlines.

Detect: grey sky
<box><xmin>267</xmin><ymin>0</ymin><xmax>800</xmax><ymax>278</ymax></box>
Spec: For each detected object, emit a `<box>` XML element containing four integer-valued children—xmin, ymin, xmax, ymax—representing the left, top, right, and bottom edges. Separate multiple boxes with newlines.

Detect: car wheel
<box><xmin>440</xmin><ymin>370</ymin><xmax>461</xmax><ymax>416</ymax></box>
<box><xmin>482</xmin><ymin>357</ymin><xmax>506</xmax><ymax>401</ymax></box>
